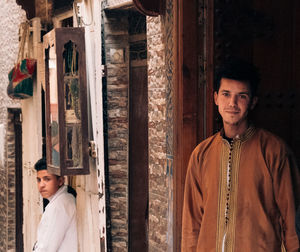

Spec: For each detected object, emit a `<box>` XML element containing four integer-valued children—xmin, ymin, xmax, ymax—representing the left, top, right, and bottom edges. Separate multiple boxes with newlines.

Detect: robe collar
<box><xmin>219</xmin><ymin>124</ymin><xmax>256</xmax><ymax>143</ymax></box>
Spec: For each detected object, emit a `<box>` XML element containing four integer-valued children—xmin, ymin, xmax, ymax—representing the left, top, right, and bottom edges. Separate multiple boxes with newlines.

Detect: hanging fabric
<box><xmin>7</xmin><ymin>22</ymin><xmax>37</xmax><ymax>99</ymax></box>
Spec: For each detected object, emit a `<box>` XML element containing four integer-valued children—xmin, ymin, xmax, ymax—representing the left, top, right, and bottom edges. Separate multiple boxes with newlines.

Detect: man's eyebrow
<box><xmin>36</xmin><ymin>175</ymin><xmax>51</xmax><ymax>179</ymax></box>
<box><xmin>238</xmin><ymin>91</ymin><xmax>250</xmax><ymax>95</ymax></box>
<box><xmin>219</xmin><ymin>89</ymin><xmax>230</xmax><ymax>93</ymax></box>
<box><xmin>220</xmin><ymin>89</ymin><xmax>250</xmax><ymax>95</ymax></box>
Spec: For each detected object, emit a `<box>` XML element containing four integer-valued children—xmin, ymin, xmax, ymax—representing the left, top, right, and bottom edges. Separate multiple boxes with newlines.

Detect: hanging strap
<box><xmin>17</xmin><ymin>22</ymin><xmax>30</xmax><ymax>62</ymax></box>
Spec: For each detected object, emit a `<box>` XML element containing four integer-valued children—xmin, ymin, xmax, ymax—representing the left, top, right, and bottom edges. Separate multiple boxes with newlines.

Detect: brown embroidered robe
<box><xmin>182</xmin><ymin>127</ymin><xmax>300</xmax><ymax>252</ymax></box>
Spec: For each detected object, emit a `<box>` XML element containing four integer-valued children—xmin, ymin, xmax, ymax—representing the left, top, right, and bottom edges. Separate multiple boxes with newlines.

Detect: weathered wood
<box><xmin>16</xmin><ymin>0</ymin><xmax>35</xmax><ymax>19</ymax></box>
<box><xmin>133</xmin><ymin>0</ymin><xmax>164</xmax><ymax>16</ymax></box>
<box><xmin>43</xmin><ymin>28</ymin><xmax>90</xmax><ymax>176</ymax></box>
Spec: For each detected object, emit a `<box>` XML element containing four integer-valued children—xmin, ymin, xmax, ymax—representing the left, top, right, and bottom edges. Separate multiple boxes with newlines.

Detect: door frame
<box><xmin>173</xmin><ymin>0</ymin><xmax>214</xmax><ymax>250</ymax></box>
<box><xmin>8</xmin><ymin>108</ymin><xmax>23</xmax><ymax>252</ymax></box>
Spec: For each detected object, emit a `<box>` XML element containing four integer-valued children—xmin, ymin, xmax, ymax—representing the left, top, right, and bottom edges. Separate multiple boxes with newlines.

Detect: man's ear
<box><xmin>214</xmin><ymin>91</ymin><xmax>219</xmax><ymax>106</ymax></box>
<box><xmin>250</xmin><ymin>96</ymin><xmax>258</xmax><ymax>110</ymax></box>
<box><xmin>58</xmin><ymin>176</ymin><xmax>65</xmax><ymax>187</ymax></box>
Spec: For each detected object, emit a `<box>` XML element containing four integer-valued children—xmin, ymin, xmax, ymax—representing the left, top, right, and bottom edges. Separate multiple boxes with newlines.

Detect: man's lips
<box><xmin>224</xmin><ymin>110</ymin><xmax>240</xmax><ymax>113</ymax></box>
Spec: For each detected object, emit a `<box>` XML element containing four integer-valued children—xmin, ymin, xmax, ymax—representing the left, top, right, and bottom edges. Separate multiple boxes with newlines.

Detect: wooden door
<box><xmin>175</xmin><ymin>0</ymin><xmax>300</xmax><ymax>250</ymax></box>
<box><xmin>129</xmin><ymin>65</ymin><xmax>148</xmax><ymax>252</ymax></box>
<box><xmin>252</xmin><ymin>0</ymin><xmax>300</xmax><ymax>165</ymax></box>
<box><xmin>213</xmin><ymin>0</ymin><xmax>300</xmax><ymax>164</ymax></box>
<box><xmin>174</xmin><ymin>0</ymin><xmax>199</xmax><ymax>249</ymax></box>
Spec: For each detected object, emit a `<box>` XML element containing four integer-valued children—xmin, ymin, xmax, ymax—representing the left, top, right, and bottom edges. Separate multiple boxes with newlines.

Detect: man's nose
<box><xmin>229</xmin><ymin>95</ymin><xmax>238</xmax><ymax>106</ymax></box>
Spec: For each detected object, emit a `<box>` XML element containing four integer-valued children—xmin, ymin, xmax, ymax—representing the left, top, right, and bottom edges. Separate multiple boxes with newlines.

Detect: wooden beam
<box><xmin>133</xmin><ymin>0</ymin><xmax>164</xmax><ymax>16</ymax></box>
<box><xmin>16</xmin><ymin>0</ymin><xmax>35</xmax><ymax>19</ymax></box>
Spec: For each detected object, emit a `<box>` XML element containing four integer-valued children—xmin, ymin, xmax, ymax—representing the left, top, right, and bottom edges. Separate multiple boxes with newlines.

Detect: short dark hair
<box><xmin>34</xmin><ymin>158</ymin><xmax>61</xmax><ymax>180</ymax></box>
<box><xmin>214</xmin><ymin>58</ymin><xmax>260</xmax><ymax>97</ymax></box>
<box><xmin>34</xmin><ymin>158</ymin><xmax>47</xmax><ymax>171</ymax></box>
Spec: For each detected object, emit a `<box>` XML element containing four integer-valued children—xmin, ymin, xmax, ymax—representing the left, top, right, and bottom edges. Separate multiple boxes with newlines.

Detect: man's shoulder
<box><xmin>192</xmin><ymin>132</ymin><xmax>221</xmax><ymax>156</ymax></box>
<box><xmin>253</xmin><ymin>127</ymin><xmax>291</xmax><ymax>155</ymax></box>
<box><xmin>52</xmin><ymin>186</ymin><xmax>76</xmax><ymax>209</ymax></box>
<box><xmin>254</xmin><ymin>128</ymin><xmax>287</xmax><ymax>146</ymax></box>
<box><xmin>57</xmin><ymin>189</ymin><xmax>76</xmax><ymax>203</ymax></box>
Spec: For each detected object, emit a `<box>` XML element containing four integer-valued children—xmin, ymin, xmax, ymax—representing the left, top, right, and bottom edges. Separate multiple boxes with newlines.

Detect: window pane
<box><xmin>49</xmin><ymin>46</ymin><xmax>60</xmax><ymax>167</ymax></box>
<box><xmin>63</xmin><ymin>42</ymin><xmax>82</xmax><ymax>168</ymax></box>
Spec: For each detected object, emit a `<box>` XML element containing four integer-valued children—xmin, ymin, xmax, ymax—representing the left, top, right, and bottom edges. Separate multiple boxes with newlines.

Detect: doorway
<box><xmin>128</xmin><ymin>11</ymin><xmax>148</xmax><ymax>252</ymax></box>
<box><xmin>213</xmin><ymin>0</ymin><xmax>300</xmax><ymax>164</ymax></box>
<box><xmin>174</xmin><ymin>0</ymin><xmax>300</xmax><ymax>250</ymax></box>
<box><xmin>7</xmin><ymin>108</ymin><xmax>23</xmax><ymax>251</ymax></box>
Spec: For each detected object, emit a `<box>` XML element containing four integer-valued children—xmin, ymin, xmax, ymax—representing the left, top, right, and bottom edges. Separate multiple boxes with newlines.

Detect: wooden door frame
<box><xmin>173</xmin><ymin>0</ymin><xmax>214</xmax><ymax>250</ymax></box>
<box><xmin>8</xmin><ymin>108</ymin><xmax>23</xmax><ymax>252</ymax></box>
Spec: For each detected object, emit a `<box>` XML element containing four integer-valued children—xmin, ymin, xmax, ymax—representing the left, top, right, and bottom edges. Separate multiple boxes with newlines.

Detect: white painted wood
<box><xmin>105</xmin><ymin>0</ymin><xmax>133</xmax><ymax>9</ymax></box>
<box><xmin>21</xmin><ymin>17</ymin><xmax>44</xmax><ymax>252</ymax></box>
<box><xmin>18</xmin><ymin>2</ymin><xmax>106</xmax><ymax>251</ymax></box>
<box><xmin>77</xmin><ymin>0</ymin><xmax>107</xmax><ymax>251</ymax></box>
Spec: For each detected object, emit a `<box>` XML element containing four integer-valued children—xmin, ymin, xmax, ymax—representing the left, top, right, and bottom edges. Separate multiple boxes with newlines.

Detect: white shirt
<box><xmin>33</xmin><ymin>185</ymin><xmax>78</xmax><ymax>252</ymax></box>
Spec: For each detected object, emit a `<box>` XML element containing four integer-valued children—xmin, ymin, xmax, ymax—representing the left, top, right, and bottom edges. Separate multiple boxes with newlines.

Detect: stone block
<box><xmin>109</xmin><ymin>48</ymin><xmax>125</xmax><ymax>64</ymax></box>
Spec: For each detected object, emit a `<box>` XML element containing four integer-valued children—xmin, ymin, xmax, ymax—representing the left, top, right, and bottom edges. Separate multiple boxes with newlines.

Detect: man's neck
<box><xmin>223</xmin><ymin>121</ymin><xmax>249</xmax><ymax>139</ymax></box>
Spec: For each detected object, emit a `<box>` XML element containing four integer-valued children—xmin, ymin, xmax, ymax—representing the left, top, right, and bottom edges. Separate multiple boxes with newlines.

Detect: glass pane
<box><xmin>49</xmin><ymin>46</ymin><xmax>60</xmax><ymax>167</ymax></box>
<box><xmin>63</xmin><ymin>42</ymin><xmax>82</xmax><ymax>168</ymax></box>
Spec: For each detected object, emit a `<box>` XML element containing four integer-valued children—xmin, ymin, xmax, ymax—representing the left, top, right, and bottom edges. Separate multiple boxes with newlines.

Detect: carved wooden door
<box><xmin>213</xmin><ymin>0</ymin><xmax>300</xmax><ymax>164</ymax></box>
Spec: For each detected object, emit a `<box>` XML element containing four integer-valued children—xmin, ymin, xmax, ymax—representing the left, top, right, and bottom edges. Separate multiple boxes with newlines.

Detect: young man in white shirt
<box><xmin>33</xmin><ymin>158</ymin><xmax>78</xmax><ymax>252</ymax></box>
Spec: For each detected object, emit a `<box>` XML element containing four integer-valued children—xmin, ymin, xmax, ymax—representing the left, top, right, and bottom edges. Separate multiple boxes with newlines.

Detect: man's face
<box><xmin>36</xmin><ymin>170</ymin><xmax>64</xmax><ymax>199</ymax></box>
<box><xmin>214</xmin><ymin>78</ymin><xmax>257</xmax><ymax>128</ymax></box>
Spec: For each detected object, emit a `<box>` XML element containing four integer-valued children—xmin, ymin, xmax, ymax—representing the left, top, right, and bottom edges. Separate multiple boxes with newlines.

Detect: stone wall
<box><xmin>0</xmin><ymin>2</ymin><xmax>24</xmax><ymax>120</ymax></box>
<box><xmin>6</xmin><ymin>111</ymin><xmax>17</xmax><ymax>251</ymax></box>
<box><xmin>147</xmin><ymin>0</ymin><xmax>174</xmax><ymax>251</ymax></box>
<box><xmin>147</xmin><ymin>15</ymin><xmax>168</xmax><ymax>252</ymax></box>
<box><xmin>103</xmin><ymin>9</ymin><xmax>130</xmax><ymax>251</ymax></box>
<box><xmin>103</xmin><ymin>3</ymin><xmax>175</xmax><ymax>251</ymax></box>
<box><xmin>103</xmin><ymin>0</ymin><xmax>175</xmax><ymax>251</ymax></box>
<box><xmin>0</xmin><ymin>1</ymin><xmax>25</xmax><ymax>251</ymax></box>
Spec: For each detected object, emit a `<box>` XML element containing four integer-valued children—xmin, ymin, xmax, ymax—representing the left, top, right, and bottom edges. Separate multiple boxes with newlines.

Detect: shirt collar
<box><xmin>48</xmin><ymin>185</ymin><xmax>67</xmax><ymax>202</ymax></box>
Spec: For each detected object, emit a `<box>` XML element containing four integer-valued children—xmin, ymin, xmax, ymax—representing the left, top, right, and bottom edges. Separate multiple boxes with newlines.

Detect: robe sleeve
<box><xmin>181</xmin><ymin>149</ymin><xmax>203</xmax><ymax>252</ymax></box>
<box><xmin>272</xmin><ymin>149</ymin><xmax>300</xmax><ymax>252</ymax></box>
<box><xmin>34</xmin><ymin>196</ymin><xmax>76</xmax><ymax>252</ymax></box>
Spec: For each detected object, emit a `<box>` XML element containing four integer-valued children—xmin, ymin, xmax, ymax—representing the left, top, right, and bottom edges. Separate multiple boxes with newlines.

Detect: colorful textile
<box><xmin>7</xmin><ymin>58</ymin><xmax>36</xmax><ymax>99</ymax></box>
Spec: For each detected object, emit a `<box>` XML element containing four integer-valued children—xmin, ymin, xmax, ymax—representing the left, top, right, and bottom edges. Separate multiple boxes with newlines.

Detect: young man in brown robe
<box><xmin>181</xmin><ymin>59</ymin><xmax>300</xmax><ymax>252</ymax></box>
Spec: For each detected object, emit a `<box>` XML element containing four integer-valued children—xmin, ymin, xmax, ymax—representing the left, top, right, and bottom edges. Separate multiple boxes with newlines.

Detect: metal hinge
<box><xmin>89</xmin><ymin>141</ymin><xmax>97</xmax><ymax>158</ymax></box>
<box><xmin>101</xmin><ymin>65</ymin><xmax>107</xmax><ymax>77</ymax></box>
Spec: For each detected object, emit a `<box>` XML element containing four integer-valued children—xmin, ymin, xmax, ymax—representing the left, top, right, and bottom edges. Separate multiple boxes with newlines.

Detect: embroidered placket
<box><xmin>225</xmin><ymin>140</ymin><xmax>234</xmax><ymax>225</ymax></box>
<box><xmin>222</xmin><ymin>140</ymin><xmax>234</xmax><ymax>252</ymax></box>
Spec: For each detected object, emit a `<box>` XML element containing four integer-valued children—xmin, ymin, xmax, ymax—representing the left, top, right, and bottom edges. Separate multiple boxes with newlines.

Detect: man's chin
<box><xmin>40</xmin><ymin>193</ymin><xmax>48</xmax><ymax>198</ymax></box>
<box><xmin>223</xmin><ymin>119</ymin><xmax>240</xmax><ymax>126</ymax></box>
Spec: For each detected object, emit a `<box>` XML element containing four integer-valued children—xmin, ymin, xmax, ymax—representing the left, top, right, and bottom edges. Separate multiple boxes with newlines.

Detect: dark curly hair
<box><xmin>214</xmin><ymin>58</ymin><xmax>260</xmax><ymax>98</ymax></box>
